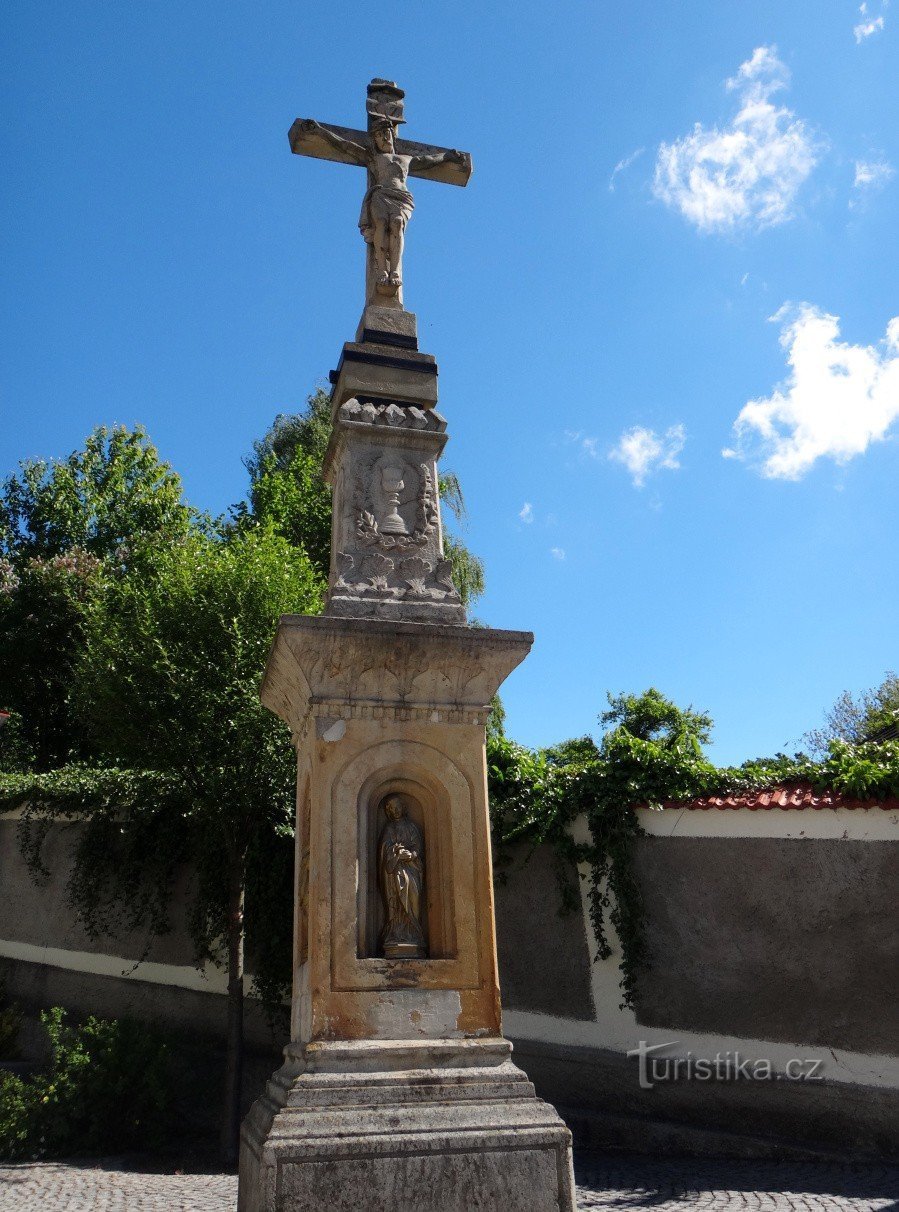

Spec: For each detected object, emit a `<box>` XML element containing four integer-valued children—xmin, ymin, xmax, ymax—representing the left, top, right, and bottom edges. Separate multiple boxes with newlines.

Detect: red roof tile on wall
<box><xmin>636</xmin><ymin>784</ymin><xmax>899</xmax><ymax>811</ymax></box>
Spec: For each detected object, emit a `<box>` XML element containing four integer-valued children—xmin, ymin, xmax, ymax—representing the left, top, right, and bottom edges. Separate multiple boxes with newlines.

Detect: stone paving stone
<box><xmin>573</xmin><ymin>1156</ymin><xmax>899</xmax><ymax>1212</ymax></box>
<box><xmin>0</xmin><ymin>1152</ymin><xmax>896</xmax><ymax>1210</ymax></box>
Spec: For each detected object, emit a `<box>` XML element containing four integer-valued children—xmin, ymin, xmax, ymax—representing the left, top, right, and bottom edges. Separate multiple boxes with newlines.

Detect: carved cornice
<box><xmin>260</xmin><ymin>616</ymin><xmax>533</xmax><ymax>735</ymax></box>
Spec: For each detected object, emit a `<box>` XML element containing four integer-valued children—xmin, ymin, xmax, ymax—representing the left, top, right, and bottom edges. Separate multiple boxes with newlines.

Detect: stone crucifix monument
<box><xmin>238</xmin><ymin>79</ymin><xmax>576</xmax><ymax>1212</ymax></box>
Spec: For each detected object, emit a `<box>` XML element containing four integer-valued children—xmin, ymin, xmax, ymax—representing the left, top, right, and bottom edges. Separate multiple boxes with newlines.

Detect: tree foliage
<box><xmin>18</xmin><ymin>529</ymin><xmax>323</xmax><ymax>999</ymax></box>
<box><xmin>239</xmin><ymin>390</ymin><xmax>333</xmax><ymax>575</ymax></box>
<box><xmin>0</xmin><ymin>551</ymin><xmax>105</xmax><ymax>768</ymax></box>
<box><xmin>804</xmin><ymin>671</ymin><xmax>899</xmax><ymax>754</ymax></box>
<box><xmin>0</xmin><ymin>427</ymin><xmax>193</xmax><ymax>771</ymax></box>
<box><xmin>0</xmin><ymin>1008</ymin><xmax>172</xmax><ymax>1160</ymax></box>
<box><xmin>0</xmin><ymin>425</ymin><xmax>192</xmax><ymax>565</ymax></box>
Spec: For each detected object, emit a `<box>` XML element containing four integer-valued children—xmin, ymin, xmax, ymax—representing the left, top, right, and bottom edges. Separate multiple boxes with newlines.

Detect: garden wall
<box><xmin>1</xmin><ymin>801</ymin><xmax>897</xmax><ymax>1157</ymax></box>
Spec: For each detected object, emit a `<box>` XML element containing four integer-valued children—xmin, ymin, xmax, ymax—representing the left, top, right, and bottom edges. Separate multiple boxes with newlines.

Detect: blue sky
<box><xmin>3</xmin><ymin>1</ymin><xmax>897</xmax><ymax>763</ymax></box>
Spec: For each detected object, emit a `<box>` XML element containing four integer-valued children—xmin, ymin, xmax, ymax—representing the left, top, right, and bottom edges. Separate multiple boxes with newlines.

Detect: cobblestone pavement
<box><xmin>574</xmin><ymin>1156</ymin><xmax>899</xmax><ymax>1211</ymax></box>
<box><xmin>0</xmin><ymin>1153</ymin><xmax>896</xmax><ymax>1210</ymax></box>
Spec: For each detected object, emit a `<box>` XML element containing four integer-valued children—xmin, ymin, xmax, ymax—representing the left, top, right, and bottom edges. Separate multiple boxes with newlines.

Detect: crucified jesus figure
<box><xmin>298</xmin><ymin>118</ymin><xmax>466</xmax><ymax>298</ymax></box>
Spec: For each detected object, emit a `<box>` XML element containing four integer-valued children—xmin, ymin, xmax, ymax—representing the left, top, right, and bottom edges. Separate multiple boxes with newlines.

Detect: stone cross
<box><xmin>240</xmin><ymin>75</ymin><xmax>577</xmax><ymax>1211</ymax></box>
<box><xmin>289</xmin><ymin>78</ymin><xmax>472</xmax><ymax>309</ymax></box>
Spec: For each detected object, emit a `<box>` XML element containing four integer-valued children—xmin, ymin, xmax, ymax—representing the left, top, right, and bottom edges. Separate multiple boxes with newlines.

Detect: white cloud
<box><xmin>609</xmin><ymin>424</ymin><xmax>686</xmax><ymax>488</ymax></box>
<box><xmin>854</xmin><ymin>2</ymin><xmax>887</xmax><ymax>41</ymax></box>
<box><xmin>724</xmin><ymin>304</ymin><xmax>899</xmax><ymax>479</ymax></box>
<box><xmin>609</xmin><ymin>147</ymin><xmax>645</xmax><ymax>191</ymax></box>
<box><xmin>518</xmin><ymin>501</ymin><xmax>534</xmax><ymax>523</ymax></box>
<box><xmin>653</xmin><ymin>45</ymin><xmax>820</xmax><ymax>233</ymax></box>
<box><xmin>853</xmin><ymin>159</ymin><xmax>894</xmax><ymax>190</ymax></box>
<box><xmin>550</xmin><ymin>547</ymin><xmax>566</xmax><ymax>561</ymax></box>
<box><xmin>565</xmin><ymin>430</ymin><xmax>600</xmax><ymax>458</ymax></box>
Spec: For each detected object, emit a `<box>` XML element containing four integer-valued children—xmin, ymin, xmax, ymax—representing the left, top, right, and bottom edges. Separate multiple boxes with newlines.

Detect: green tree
<box><xmin>71</xmin><ymin>527</ymin><xmax>323</xmax><ymax>1161</ymax></box>
<box><xmin>0</xmin><ymin>551</ymin><xmax>105</xmax><ymax>769</ymax></box>
<box><xmin>3</xmin><ymin>524</ymin><xmax>323</xmax><ymax>1163</ymax></box>
<box><xmin>0</xmin><ymin>425</ymin><xmax>192</xmax><ymax>566</ymax></box>
<box><xmin>0</xmin><ymin>427</ymin><xmax>193</xmax><ymax>770</ymax></box>
<box><xmin>804</xmin><ymin>671</ymin><xmax>899</xmax><ymax>754</ymax></box>
<box><xmin>240</xmin><ymin>390</ymin><xmax>333</xmax><ymax>574</ymax></box>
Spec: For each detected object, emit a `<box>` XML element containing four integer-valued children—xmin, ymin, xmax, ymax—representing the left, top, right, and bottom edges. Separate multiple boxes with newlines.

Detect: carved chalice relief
<box><xmin>378</xmin><ymin>796</ymin><xmax>426</xmax><ymax>959</ymax></box>
<box><xmin>379</xmin><ymin>465</ymin><xmax>408</xmax><ymax>535</ymax></box>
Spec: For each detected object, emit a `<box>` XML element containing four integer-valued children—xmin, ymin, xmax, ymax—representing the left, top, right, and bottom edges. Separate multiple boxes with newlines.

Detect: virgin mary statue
<box><xmin>378</xmin><ymin>796</ymin><xmax>426</xmax><ymax>959</ymax></box>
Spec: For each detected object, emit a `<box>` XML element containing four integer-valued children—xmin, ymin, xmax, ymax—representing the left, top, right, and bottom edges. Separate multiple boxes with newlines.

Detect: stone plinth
<box><xmin>238</xmin><ymin>615</ymin><xmax>576</xmax><ymax>1210</ymax></box>
<box><xmin>239</xmin><ymin>1039</ymin><xmax>575</xmax><ymax>1212</ymax></box>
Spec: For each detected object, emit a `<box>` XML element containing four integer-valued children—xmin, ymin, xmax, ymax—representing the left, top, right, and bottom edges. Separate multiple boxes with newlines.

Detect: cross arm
<box><xmin>288</xmin><ymin>118</ymin><xmax>472</xmax><ymax>187</ymax></box>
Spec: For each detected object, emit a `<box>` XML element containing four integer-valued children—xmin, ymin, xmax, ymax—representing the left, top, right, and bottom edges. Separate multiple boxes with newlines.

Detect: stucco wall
<box><xmin>4</xmin><ymin>818</ymin><xmax>896</xmax><ymax>1056</ymax></box>
<box><xmin>632</xmin><ymin>836</ymin><xmax>899</xmax><ymax>1055</ymax></box>
<box><xmin>493</xmin><ymin>843</ymin><xmax>594</xmax><ymax>1022</ymax></box>
<box><xmin>0</xmin><ymin>818</ymin><xmax>197</xmax><ymax>968</ymax></box>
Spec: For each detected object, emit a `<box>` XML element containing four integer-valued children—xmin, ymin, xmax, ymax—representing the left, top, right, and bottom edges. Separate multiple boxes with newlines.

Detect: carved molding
<box><xmin>338</xmin><ymin>397</ymin><xmax>444</xmax><ymax>432</ymax></box>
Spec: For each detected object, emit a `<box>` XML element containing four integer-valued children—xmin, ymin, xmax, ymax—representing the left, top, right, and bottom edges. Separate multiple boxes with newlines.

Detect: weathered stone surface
<box><xmin>259</xmin><ymin>618</ymin><xmax>532</xmax><ymax>1048</ymax></box>
<box><xmin>239</xmin><ymin>1042</ymin><xmax>575</xmax><ymax>1212</ymax></box>
<box><xmin>356</xmin><ymin>304</ymin><xmax>418</xmax><ymax>348</ymax></box>
<box><xmin>261</xmin><ymin>615</ymin><xmax>532</xmax><ymax>734</ymax></box>
<box><xmin>329</xmin><ymin>342</ymin><xmax>439</xmax><ymax>411</ymax></box>
<box><xmin>320</xmin><ymin>392</ymin><xmax>464</xmax><ymax>624</ymax></box>
<box><xmin>242</xmin><ymin>612</ymin><xmax>578</xmax><ymax>1210</ymax></box>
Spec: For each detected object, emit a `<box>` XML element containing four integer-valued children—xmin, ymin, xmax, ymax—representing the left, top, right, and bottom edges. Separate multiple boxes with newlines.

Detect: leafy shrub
<box><xmin>0</xmin><ymin>1007</ymin><xmax>171</xmax><ymax>1160</ymax></box>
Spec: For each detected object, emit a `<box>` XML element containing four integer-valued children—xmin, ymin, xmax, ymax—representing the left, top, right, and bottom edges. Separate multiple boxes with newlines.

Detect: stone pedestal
<box><xmin>238</xmin><ymin>616</ymin><xmax>576</xmax><ymax>1210</ymax></box>
<box><xmin>239</xmin><ymin>1039</ymin><xmax>574</xmax><ymax>1212</ymax></box>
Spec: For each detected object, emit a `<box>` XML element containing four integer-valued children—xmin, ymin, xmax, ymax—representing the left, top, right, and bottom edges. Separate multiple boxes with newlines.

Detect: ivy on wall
<box><xmin>488</xmin><ymin>689</ymin><xmax>899</xmax><ymax>1008</ymax></box>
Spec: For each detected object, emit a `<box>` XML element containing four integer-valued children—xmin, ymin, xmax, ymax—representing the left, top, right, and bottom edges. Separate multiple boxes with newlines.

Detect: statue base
<box><xmin>238</xmin><ymin>1039</ymin><xmax>576</xmax><ymax>1212</ymax></box>
<box><xmin>356</xmin><ymin>304</ymin><xmax>419</xmax><ymax>350</ymax></box>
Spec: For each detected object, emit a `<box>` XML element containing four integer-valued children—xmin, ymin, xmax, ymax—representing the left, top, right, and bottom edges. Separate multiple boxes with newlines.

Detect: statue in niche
<box><xmin>377</xmin><ymin>795</ymin><xmax>426</xmax><ymax>959</ymax></box>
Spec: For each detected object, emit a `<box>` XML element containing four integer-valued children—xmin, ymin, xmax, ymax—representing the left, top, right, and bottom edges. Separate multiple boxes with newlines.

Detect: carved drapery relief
<box><xmin>377</xmin><ymin>795</ymin><xmax>426</xmax><ymax>959</ymax></box>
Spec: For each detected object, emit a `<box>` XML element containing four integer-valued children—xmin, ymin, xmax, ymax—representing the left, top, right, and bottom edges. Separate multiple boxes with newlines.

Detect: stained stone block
<box><xmin>329</xmin><ymin>343</ymin><xmax>439</xmax><ymax>412</ymax></box>
<box><xmin>321</xmin><ymin>399</ymin><xmax>463</xmax><ymax>625</ymax></box>
<box><xmin>356</xmin><ymin>305</ymin><xmax>419</xmax><ymax>349</ymax></box>
<box><xmin>239</xmin><ymin>1042</ymin><xmax>576</xmax><ymax>1212</ymax></box>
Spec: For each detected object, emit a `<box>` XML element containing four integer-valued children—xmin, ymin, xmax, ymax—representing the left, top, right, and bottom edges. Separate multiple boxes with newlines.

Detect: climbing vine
<box><xmin>488</xmin><ymin>689</ymin><xmax>899</xmax><ymax>1009</ymax></box>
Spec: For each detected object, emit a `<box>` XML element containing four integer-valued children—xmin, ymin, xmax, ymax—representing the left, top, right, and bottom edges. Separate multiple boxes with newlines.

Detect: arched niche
<box><xmin>356</xmin><ymin>766</ymin><xmax>457</xmax><ymax>962</ymax></box>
